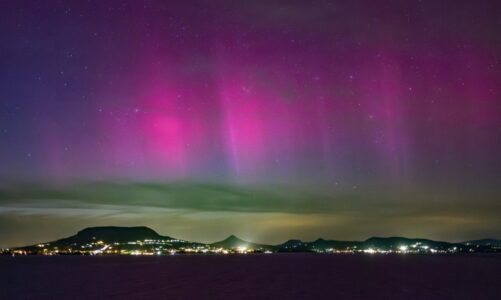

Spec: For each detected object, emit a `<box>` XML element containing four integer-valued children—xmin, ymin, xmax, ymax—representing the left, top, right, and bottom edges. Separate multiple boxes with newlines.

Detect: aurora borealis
<box><xmin>1</xmin><ymin>0</ymin><xmax>500</xmax><ymax>247</ymax></box>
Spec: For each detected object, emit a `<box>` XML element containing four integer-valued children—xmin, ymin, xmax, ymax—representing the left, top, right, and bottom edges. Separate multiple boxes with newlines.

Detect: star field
<box><xmin>0</xmin><ymin>0</ymin><xmax>500</xmax><ymax>246</ymax></box>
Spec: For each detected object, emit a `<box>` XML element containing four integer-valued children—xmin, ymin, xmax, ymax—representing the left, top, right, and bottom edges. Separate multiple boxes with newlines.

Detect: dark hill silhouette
<box><xmin>277</xmin><ymin>239</ymin><xmax>311</xmax><ymax>252</ymax></box>
<box><xmin>308</xmin><ymin>238</ymin><xmax>362</xmax><ymax>250</ymax></box>
<box><xmin>211</xmin><ymin>235</ymin><xmax>273</xmax><ymax>250</ymax></box>
<box><xmin>462</xmin><ymin>239</ymin><xmax>501</xmax><ymax>246</ymax></box>
<box><xmin>50</xmin><ymin>226</ymin><xmax>173</xmax><ymax>247</ymax></box>
<box><xmin>5</xmin><ymin>226</ymin><xmax>499</xmax><ymax>254</ymax></box>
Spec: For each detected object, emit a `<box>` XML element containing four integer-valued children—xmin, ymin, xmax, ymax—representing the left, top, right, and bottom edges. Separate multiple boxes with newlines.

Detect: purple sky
<box><xmin>0</xmin><ymin>0</ymin><xmax>500</xmax><ymax>246</ymax></box>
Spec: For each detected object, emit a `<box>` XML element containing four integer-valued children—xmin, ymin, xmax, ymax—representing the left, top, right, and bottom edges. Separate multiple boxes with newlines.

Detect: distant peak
<box><xmin>211</xmin><ymin>234</ymin><xmax>255</xmax><ymax>247</ymax></box>
<box><xmin>224</xmin><ymin>235</ymin><xmax>243</xmax><ymax>241</ymax></box>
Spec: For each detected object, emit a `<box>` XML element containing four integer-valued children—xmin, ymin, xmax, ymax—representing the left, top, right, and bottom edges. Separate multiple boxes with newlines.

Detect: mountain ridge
<box><xmin>462</xmin><ymin>239</ymin><xmax>501</xmax><ymax>246</ymax></box>
<box><xmin>4</xmin><ymin>226</ymin><xmax>500</xmax><ymax>254</ymax></box>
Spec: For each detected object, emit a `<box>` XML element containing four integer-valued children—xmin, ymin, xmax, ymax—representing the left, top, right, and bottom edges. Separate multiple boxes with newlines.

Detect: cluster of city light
<box><xmin>2</xmin><ymin>239</ymin><xmax>490</xmax><ymax>256</ymax></box>
<box><xmin>2</xmin><ymin>239</ymin><xmax>272</xmax><ymax>256</ymax></box>
<box><xmin>322</xmin><ymin>244</ymin><xmax>458</xmax><ymax>255</ymax></box>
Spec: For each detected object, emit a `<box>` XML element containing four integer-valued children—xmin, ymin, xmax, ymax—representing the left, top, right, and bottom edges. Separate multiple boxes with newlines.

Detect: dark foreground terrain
<box><xmin>1</xmin><ymin>254</ymin><xmax>500</xmax><ymax>299</ymax></box>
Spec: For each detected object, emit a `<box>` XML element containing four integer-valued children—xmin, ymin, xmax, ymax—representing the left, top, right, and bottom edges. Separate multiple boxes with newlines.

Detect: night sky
<box><xmin>1</xmin><ymin>0</ymin><xmax>500</xmax><ymax>247</ymax></box>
